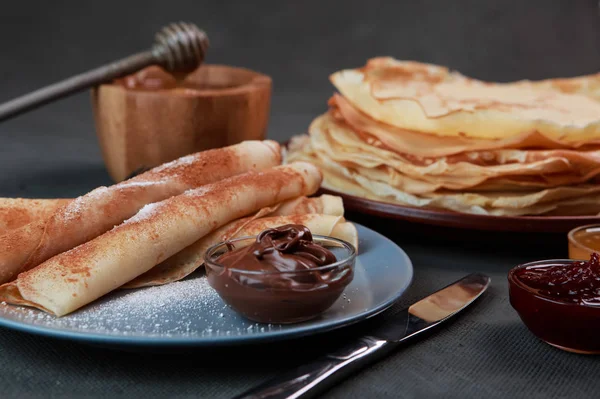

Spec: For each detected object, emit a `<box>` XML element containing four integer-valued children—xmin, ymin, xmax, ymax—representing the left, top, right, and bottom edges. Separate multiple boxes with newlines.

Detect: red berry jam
<box><xmin>515</xmin><ymin>253</ymin><xmax>600</xmax><ymax>305</ymax></box>
<box><xmin>508</xmin><ymin>255</ymin><xmax>600</xmax><ymax>354</ymax></box>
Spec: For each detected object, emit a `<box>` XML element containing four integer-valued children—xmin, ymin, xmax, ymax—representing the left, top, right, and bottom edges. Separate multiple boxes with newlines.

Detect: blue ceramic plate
<box><xmin>0</xmin><ymin>223</ymin><xmax>413</xmax><ymax>347</ymax></box>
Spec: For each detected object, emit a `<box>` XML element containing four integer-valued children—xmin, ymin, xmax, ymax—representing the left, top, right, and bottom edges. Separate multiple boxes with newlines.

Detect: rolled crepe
<box><xmin>124</xmin><ymin>194</ymin><xmax>346</xmax><ymax>288</ymax></box>
<box><xmin>0</xmin><ymin>140</ymin><xmax>281</xmax><ymax>284</ymax></box>
<box><xmin>0</xmin><ymin>162</ymin><xmax>322</xmax><ymax>316</ymax></box>
<box><xmin>0</xmin><ymin>198</ymin><xmax>71</xmax><ymax>235</ymax></box>
<box><xmin>192</xmin><ymin>213</ymin><xmax>357</xmax><ymax>264</ymax></box>
<box><xmin>269</xmin><ymin>194</ymin><xmax>343</xmax><ymax>217</ymax></box>
<box><xmin>0</xmin><ymin>194</ymin><xmax>342</xmax><ymax>235</ymax></box>
<box><xmin>209</xmin><ymin>214</ymin><xmax>356</xmax><ymax>252</ymax></box>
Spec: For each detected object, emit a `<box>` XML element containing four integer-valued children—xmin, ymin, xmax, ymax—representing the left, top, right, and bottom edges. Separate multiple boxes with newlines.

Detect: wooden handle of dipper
<box><xmin>0</xmin><ymin>22</ymin><xmax>209</xmax><ymax>122</ymax></box>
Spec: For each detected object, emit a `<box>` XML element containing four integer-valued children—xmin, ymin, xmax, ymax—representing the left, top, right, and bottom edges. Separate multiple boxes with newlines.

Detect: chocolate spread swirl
<box><xmin>207</xmin><ymin>224</ymin><xmax>354</xmax><ymax>323</ymax></box>
<box><xmin>218</xmin><ymin>224</ymin><xmax>337</xmax><ymax>274</ymax></box>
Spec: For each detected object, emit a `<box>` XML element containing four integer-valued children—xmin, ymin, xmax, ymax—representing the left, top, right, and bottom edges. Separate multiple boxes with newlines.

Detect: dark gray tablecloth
<box><xmin>1</xmin><ymin>0</ymin><xmax>600</xmax><ymax>397</ymax></box>
<box><xmin>2</xmin><ymin>219</ymin><xmax>599</xmax><ymax>399</ymax></box>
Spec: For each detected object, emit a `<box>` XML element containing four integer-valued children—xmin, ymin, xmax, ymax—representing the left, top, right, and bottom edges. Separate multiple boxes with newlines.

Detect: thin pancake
<box><xmin>0</xmin><ymin>162</ymin><xmax>322</xmax><ymax>316</ymax></box>
<box><xmin>331</xmin><ymin>57</ymin><xmax>600</xmax><ymax>141</ymax></box>
<box><xmin>0</xmin><ymin>140</ymin><xmax>282</xmax><ymax>284</ymax></box>
<box><xmin>331</xmin><ymin>94</ymin><xmax>600</xmax><ymax>157</ymax></box>
<box><xmin>521</xmin><ymin>72</ymin><xmax>600</xmax><ymax>102</ymax></box>
<box><xmin>301</xmin><ymin>115</ymin><xmax>600</xmax><ymax>194</ymax></box>
<box><xmin>124</xmin><ymin>195</ymin><xmax>343</xmax><ymax>288</ymax></box>
<box><xmin>288</xmin><ymin>144</ymin><xmax>600</xmax><ymax>216</ymax></box>
<box><xmin>0</xmin><ymin>198</ymin><xmax>71</xmax><ymax>235</ymax></box>
<box><xmin>124</xmin><ymin>207</ymin><xmax>352</xmax><ymax>289</ymax></box>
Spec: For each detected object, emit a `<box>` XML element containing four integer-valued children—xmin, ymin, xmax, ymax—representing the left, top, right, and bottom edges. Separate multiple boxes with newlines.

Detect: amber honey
<box><xmin>568</xmin><ymin>225</ymin><xmax>600</xmax><ymax>260</ymax></box>
<box><xmin>92</xmin><ymin>64</ymin><xmax>272</xmax><ymax>182</ymax></box>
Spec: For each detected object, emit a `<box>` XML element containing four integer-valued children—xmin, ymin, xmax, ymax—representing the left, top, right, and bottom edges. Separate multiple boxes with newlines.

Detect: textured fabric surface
<box><xmin>1</xmin><ymin>0</ymin><xmax>600</xmax><ymax>398</ymax></box>
<box><xmin>1</xmin><ymin>224</ymin><xmax>599</xmax><ymax>399</ymax></box>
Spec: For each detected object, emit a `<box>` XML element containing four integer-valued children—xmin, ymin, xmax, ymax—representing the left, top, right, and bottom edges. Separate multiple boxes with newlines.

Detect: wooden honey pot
<box><xmin>91</xmin><ymin>64</ymin><xmax>272</xmax><ymax>181</ymax></box>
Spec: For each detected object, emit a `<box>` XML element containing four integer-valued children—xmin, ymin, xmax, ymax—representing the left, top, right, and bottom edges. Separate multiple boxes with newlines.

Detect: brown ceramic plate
<box><xmin>318</xmin><ymin>187</ymin><xmax>600</xmax><ymax>233</ymax></box>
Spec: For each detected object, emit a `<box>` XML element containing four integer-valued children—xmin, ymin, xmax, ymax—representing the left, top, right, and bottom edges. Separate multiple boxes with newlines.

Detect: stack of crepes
<box><xmin>0</xmin><ymin>140</ymin><xmax>357</xmax><ymax>317</ymax></box>
<box><xmin>285</xmin><ymin>57</ymin><xmax>600</xmax><ymax>216</ymax></box>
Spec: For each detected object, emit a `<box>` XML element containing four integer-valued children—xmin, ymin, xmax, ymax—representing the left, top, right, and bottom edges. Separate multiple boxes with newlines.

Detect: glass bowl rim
<box><xmin>203</xmin><ymin>234</ymin><xmax>356</xmax><ymax>276</ymax></box>
<box><xmin>508</xmin><ymin>258</ymin><xmax>600</xmax><ymax>308</ymax></box>
<box><xmin>568</xmin><ymin>224</ymin><xmax>600</xmax><ymax>255</ymax></box>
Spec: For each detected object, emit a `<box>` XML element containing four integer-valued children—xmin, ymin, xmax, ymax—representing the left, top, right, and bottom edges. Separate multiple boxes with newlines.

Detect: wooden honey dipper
<box><xmin>0</xmin><ymin>22</ymin><xmax>209</xmax><ymax>122</ymax></box>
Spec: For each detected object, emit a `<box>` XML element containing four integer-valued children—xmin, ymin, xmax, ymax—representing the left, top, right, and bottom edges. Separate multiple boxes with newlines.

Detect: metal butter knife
<box><xmin>232</xmin><ymin>273</ymin><xmax>491</xmax><ymax>399</ymax></box>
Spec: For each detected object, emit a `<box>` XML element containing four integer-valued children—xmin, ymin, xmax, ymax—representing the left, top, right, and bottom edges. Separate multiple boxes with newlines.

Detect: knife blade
<box><xmin>232</xmin><ymin>273</ymin><xmax>491</xmax><ymax>399</ymax></box>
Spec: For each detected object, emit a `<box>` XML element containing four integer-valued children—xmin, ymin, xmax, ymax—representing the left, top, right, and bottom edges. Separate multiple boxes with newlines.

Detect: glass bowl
<box><xmin>568</xmin><ymin>224</ymin><xmax>600</xmax><ymax>260</ymax></box>
<box><xmin>204</xmin><ymin>235</ymin><xmax>356</xmax><ymax>324</ymax></box>
<box><xmin>508</xmin><ymin>259</ymin><xmax>600</xmax><ymax>354</ymax></box>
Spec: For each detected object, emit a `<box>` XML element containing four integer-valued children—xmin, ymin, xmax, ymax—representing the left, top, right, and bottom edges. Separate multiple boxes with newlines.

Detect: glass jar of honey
<box><xmin>568</xmin><ymin>224</ymin><xmax>600</xmax><ymax>260</ymax></box>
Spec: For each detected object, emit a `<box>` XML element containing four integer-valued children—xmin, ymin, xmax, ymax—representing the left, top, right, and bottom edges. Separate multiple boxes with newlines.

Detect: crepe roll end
<box><xmin>332</xmin><ymin>221</ymin><xmax>359</xmax><ymax>253</ymax></box>
<box><xmin>284</xmin><ymin>161</ymin><xmax>323</xmax><ymax>194</ymax></box>
<box><xmin>319</xmin><ymin>194</ymin><xmax>344</xmax><ymax>217</ymax></box>
<box><xmin>261</xmin><ymin>140</ymin><xmax>283</xmax><ymax>162</ymax></box>
<box><xmin>0</xmin><ymin>281</ymin><xmax>55</xmax><ymax>315</ymax></box>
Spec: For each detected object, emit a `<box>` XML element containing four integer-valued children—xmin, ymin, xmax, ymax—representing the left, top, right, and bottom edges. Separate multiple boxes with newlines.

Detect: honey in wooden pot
<box><xmin>91</xmin><ymin>64</ymin><xmax>272</xmax><ymax>181</ymax></box>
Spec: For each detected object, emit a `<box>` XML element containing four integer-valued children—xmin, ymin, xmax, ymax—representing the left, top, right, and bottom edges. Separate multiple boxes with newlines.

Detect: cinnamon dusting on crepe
<box><xmin>0</xmin><ymin>162</ymin><xmax>322</xmax><ymax>316</ymax></box>
<box><xmin>0</xmin><ymin>198</ymin><xmax>72</xmax><ymax>234</ymax></box>
<box><xmin>0</xmin><ymin>141</ymin><xmax>282</xmax><ymax>285</ymax></box>
<box><xmin>123</xmin><ymin>194</ymin><xmax>346</xmax><ymax>289</ymax></box>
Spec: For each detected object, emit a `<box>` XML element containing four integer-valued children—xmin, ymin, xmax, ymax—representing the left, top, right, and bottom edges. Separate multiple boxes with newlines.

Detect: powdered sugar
<box><xmin>0</xmin><ymin>261</ymin><xmax>374</xmax><ymax>342</ymax></box>
<box><xmin>0</xmin><ymin>272</ymin><xmax>283</xmax><ymax>338</ymax></box>
<box><xmin>183</xmin><ymin>185</ymin><xmax>209</xmax><ymax>197</ymax></box>
<box><xmin>123</xmin><ymin>202</ymin><xmax>163</xmax><ymax>224</ymax></box>
<box><xmin>116</xmin><ymin>180</ymin><xmax>167</xmax><ymax>189</ymax></box>
<box><xmin>61</xmin><ymin>186</ymin><xmax>110</xmax><ymax>221</ymax></box>
<box><xmin>58</xmin><ymin>182</ymin><xmax>169</xmax><ymax>224</ymax></box>
<box><xmin>151</xmin><ymin>153</ymin><xmax>199</xmax><ymax>173</ymax></box>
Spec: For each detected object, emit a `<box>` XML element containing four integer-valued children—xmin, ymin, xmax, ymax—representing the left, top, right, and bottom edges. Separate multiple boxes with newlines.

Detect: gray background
<box><xmin>0</xmin><ymin>1</ymin><xmax>599</xmax><ymax>398</ymax></box>
<box><xmin>0</xmin><ymin>0</ymin><xmax>598</xmax><ymax>198</ymax></box>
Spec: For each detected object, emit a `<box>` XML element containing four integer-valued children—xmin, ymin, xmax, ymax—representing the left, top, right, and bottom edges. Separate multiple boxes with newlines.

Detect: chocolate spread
<box><xmin>218</xmin><ymin>224</ymin><xmax>336</xmax><ymax>273</ymax></box>
<box><xmin>206</xmin><ymin>224</ymin><xmax>354</xmax><ymax>323</ymax></box>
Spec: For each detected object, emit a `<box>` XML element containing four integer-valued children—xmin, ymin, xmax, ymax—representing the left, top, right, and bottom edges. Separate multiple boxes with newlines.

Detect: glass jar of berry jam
<box><xmin>508</xmin><ymin>253</ymin><xmax>600</xmax><ymax>354</ymax></box>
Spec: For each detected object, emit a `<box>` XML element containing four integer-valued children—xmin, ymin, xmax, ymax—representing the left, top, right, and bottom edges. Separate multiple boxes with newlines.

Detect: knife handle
<box><xmin>232</xmin><ymin>336</ymin><xmax>393</xmax><ymax>399</ymax></box>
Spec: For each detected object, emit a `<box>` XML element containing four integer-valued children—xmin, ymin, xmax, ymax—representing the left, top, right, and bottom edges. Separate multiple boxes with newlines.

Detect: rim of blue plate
<box><xmin>0</xmin><ymin>223</ymin><xmax>413</xmax><ymax>347</ymax></box>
